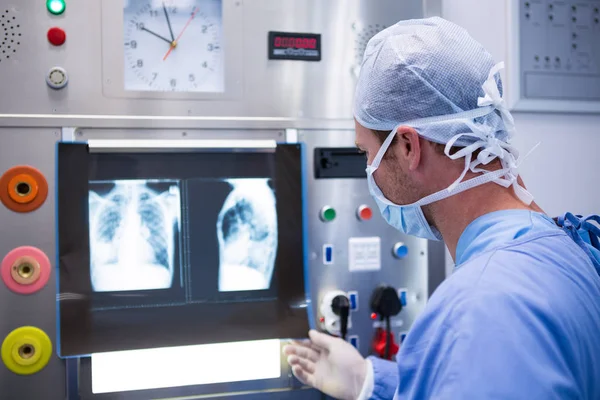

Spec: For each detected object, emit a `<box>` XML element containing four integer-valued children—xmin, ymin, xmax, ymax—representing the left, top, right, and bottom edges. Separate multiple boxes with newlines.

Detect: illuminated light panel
<box><xmin>91</xmin><ymin>339</ymin><xmax>281</xmax><ymax>394</ymax></box>
<box><xmin>46</xmin><ymin>0</ymin><xmax>66</xmax><ymax>15</ymax></box>
<box><xmin>86</xmin><ymin>139</ymin><xmax>277</xmax><ymax>150</ymax></box>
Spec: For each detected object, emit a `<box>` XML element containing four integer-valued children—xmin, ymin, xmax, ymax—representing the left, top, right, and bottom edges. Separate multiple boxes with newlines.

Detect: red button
<box><xmin>357</xmin><ymin>205</ymin><xmax>373</xmax><ymax>221</ymax></box>
<box><xmin>47</xmin><ymin>27</ymin><xmax>66</xmax><ymax>46</ymax></box>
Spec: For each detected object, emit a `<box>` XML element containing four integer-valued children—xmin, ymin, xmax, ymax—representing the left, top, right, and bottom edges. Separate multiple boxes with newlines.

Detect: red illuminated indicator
<box><xmin>319</xmin><ymin>317</ymin><xmax>325</xmax><ymax>323</ymax></box>
<box><xmin>273</xmin><ymin>36</ymin><xmax>317</xmax><ymax>49</ymax></box>
<box><xmin>357</xmin><ymin>205</ymin><xmax>373</xmax><ymax>221</ymax></box>
<box><xmin>47</xmin><ymin>27</ymin><xmax>66</xmax><ymax>46</ymax></box>
<box><xmin>370</xmin><ymin>313</ymin><xmax>377</xmax><ymax>320</ymax></box>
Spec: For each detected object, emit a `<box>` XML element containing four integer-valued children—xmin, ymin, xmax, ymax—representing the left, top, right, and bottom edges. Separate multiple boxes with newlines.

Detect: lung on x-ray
<box><xmin>88</xmin><ymin>179</ymin><xmax>181</xmax><ymax>292</ymax></box>
<box><xmin>217</xmin><ymin>178</ymin><xmax>277</xmax><ymax>292</ymax></box>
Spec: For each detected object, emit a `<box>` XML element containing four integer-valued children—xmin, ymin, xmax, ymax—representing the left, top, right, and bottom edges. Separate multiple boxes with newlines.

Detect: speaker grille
<box><xmin>0</xmin><ymin>9</ymin><xmax>21</xmax><ymax>63</ymax></box>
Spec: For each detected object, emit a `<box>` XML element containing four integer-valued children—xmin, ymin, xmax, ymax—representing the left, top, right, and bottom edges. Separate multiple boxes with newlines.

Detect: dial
<box><xmin>123</xmin><ymin>0</ymin><xmax>223</xmax><ymax>93</ymax></box>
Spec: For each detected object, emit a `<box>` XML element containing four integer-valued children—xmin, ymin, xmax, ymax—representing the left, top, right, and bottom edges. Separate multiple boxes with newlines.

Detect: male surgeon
<box><xmin>283</xmin><ymin>17</ymin><xmax>600</xmax><ymax>399</ymax></box>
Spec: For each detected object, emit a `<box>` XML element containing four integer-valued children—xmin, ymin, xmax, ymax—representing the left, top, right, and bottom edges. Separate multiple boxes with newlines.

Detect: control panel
<box><xmin>0</xmin><ymin>0</ymin><xmax>438</xmax><ymax>399</ymax></box>
<box><xmin>507</xmin><ymin>0</ymin><xmax>600</xmax><ymax>112</ymax></box>
<box><xmin>301</xmin><ymin>129</ymin><xmax>431</xmax><ymax>359</ymax></box>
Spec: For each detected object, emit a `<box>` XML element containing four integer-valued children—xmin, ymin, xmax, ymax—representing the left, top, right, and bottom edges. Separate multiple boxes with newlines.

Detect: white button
<box><xmin>46</xmin><ymin>66</ymin><xmax>68</xmax><ymax>89</ymax></box>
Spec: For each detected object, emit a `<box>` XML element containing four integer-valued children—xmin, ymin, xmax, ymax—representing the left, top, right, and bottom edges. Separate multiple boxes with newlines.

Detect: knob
<box><xmin>319</xmin><ymin>206</ymin><xmax>336</xmax><ymax>222</ymax></box>
<box><xmin>392</xmin><ymin>242</ymin><xmax>408</xmax><ymax>259</ymax></box>
<box><xmin>356</xmin><ymin>204</ymin><xmax>373</xmax><ymax>221</ymax></box>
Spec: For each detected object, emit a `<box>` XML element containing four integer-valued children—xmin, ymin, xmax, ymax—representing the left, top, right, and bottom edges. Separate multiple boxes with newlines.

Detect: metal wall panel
<box><xmin>0</xmin><ymin>127</ymin><xmax>65</xmax><ymax>400</ymax></box>
<box><xmin>300</xmin><ymin>129</ymin><xmax>432</xmax><ymax>357</ymax></box>
<box><xmin>0</xmin><ymin>0</ymin><xmax>422</xmax><ymax>120</ymax></box>
<box><xmin>0</xmin><ymin>0</ymin><xmax>439</xmax><ymax>399</ymax></box>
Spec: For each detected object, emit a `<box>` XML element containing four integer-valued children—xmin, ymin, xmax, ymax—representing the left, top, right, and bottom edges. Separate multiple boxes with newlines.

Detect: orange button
<box><xmin>357</xmin><ymin>205</ymin><xmax>373</xmax><ymax>221</ymax></box>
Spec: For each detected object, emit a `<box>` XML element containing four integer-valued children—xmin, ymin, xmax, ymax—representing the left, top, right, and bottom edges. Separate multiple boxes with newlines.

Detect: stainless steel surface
<box><xmin>0</xmin><ymin>0</ymin><xmax>422</xmax><ymax>120</ymax></box>
<box><xmin>0</xmin><ymin>0</ymin><xmax>438</xmax><ymax>398</ymax></box>
<box><xmin>0</xmin><ymin>127</ymin><xmax>66</xmax><ymax>400</ymax></box>
<box><xmin>300</xmin><ymin>129</ymin><xmax>431</xmax><ymax>357</ymax></box>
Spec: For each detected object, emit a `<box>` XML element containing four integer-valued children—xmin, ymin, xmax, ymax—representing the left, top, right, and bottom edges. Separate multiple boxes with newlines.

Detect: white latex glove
<box><xmin>283</xmin><ymin>330</ymin><xmax>370</xmax><ymax>400</ymax></box>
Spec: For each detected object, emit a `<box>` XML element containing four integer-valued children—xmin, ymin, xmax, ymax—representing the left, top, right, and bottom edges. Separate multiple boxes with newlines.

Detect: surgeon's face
<box><xmin>355</xmin><ymin>120</ymin><xmax>419</xmax><ymax>206</ymax></box>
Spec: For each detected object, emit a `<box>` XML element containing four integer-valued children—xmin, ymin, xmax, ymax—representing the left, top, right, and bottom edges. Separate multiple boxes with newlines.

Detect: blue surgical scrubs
<box><xmin>368</xmin><ymin>210</ymin><xmax>600</xmax><ymax>399</ymax></box>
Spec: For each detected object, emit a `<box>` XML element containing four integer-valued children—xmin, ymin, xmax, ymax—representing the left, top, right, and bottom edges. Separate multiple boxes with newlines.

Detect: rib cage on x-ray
<box><xmin>217</xmin><ymin>179</ymin><xmax>278</xmax><ymax>292</ymax></box>
<box><xmin>89</xmin><ymin>180</ymin><xmax>181</xmax><ymax>292</ymax></box>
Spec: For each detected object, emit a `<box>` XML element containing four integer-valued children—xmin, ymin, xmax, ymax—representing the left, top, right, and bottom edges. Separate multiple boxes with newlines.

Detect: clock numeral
<box><xmin>202</xmin><ymin>25</ymin><xmax>208</xmax><ymax>34</ymax></box>
<box><xmin>207</xmin><ymin>43</ymin><xmax>214</xmax><ymax>51</ymax></box>
<box><xmin>170</xmin><ymin>79</ymin><xmax>177</xmax><ymax>88</ymax></box>
<box><xmin>189</xmin><ymin>74</ymin><xmax>195</xmax><ymax>82</ymax></box>
<box><xmin>130</xmin><ymin>40</ymin><xmax>137</xmax><ymax>49</ymax></box>
<box><xmin>202</xmin><ymin>61</ymin><xmax>208</xmax><ymax>68</ymax></box>
<box><xmin>137</xmin><ymin>59</ymin><xmax>144</xmax><ymax>68</ymax></box>
<box><xmin>152</xmin><ymin>73</ymin><xmax>158</xmax><ymax>81</ymax></box>
<box><xmin>170</xmin><ymin>7</ymin><xmax>177</xmax><ymax>14</ymax></box>
<box><xmin>136</xmin><ymin>22</ymin><xmax>145</xmax><ymax>30</ymax></box>
<box><xmin>149</xmin><ymin>10</ymin><xmax>159</xmax><ymax>17</ymax></box>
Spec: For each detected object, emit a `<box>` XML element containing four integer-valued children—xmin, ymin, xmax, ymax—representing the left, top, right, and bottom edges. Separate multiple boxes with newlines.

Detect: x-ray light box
<box><xmin>56</xmin><ymin>141</ymin><xmax>309</xmax><ymax>357</ymax></box>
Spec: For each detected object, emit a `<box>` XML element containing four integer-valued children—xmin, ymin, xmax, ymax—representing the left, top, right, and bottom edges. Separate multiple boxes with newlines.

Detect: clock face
<box><xmin>123</xmin><ymin>0</ymin><xmax>223</xmax><ymax>93</ymax></box>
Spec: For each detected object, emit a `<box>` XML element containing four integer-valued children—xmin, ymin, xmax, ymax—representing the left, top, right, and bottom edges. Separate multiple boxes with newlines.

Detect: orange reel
<box><xmin>0</xmin><ymin>166</ymin><xmax>48</xmax><ymax>213</ymax></box>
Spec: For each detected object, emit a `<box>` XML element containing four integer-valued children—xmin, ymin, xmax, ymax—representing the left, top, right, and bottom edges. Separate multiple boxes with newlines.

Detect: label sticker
<box><xmin>348</xmin><ymin>237</ymin><xmax>381</xmax><ymax>271</ymax></box>
<box><xmin>372</xmin><ymin>319</ymin><xmax>404</xmax><ymax>329</ymax></box>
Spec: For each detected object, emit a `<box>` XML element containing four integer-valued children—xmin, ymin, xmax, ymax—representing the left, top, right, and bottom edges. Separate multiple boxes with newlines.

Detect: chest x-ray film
<box><xmin>89</xmin><ymin>180</ymin><xmax>181</xmax><ymax>293</ymax></box>
<box><xmin>56</xmin><ymin>142</ymin><xmax>309</xmax><ymax>357</ymax></box>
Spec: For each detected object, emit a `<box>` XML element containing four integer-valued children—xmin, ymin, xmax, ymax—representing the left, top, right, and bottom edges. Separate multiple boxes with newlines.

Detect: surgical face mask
<box><xmin>365</xmin><ymin>63</ymin><xmax>536</xmax><ymax>241</ymax></box>
<box><xmin>366</xmin><ymin>132</ymin><xmax>443</xmax><ymax>241</ymax></box>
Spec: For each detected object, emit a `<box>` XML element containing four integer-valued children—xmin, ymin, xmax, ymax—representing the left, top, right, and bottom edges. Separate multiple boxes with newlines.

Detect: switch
<box><xmin>371</xmin><ymin>328</ymin><xmax>399</xmax><ymax>360</ymax></box>
<box><xmin>319</xmin><ymin>206</ymin><xmax>336</xmax><ymax>222</ymax></box>
<box><xmin>319</xmin><ymin>290</ymin><xmax>352</xmax><ymax>340</ymax></box>
<box><xmin>349</xmin><ymin>336</ymin><xmax>359</xmax><ymax>349</ymax></box>
<box><xmin>348</xmin><ymin>291</ymin><xmax>358</xmax><ymax>311</ymax></box>
<box><xmin>46</xmin><ymin>66</ymin><xmax>68</xmax><ymax>89</ymax></box>
<box><xmin>356</xmin><ymin>204</ymin><xmax>373</xmax><ymax>221</ymax></box>
<box><xmin>398</xmin><ymin>289</ymin><xmax>407</xmax><ymax>307</ymax></box>
<box><xmin>323</xmin><ymin>244</ymin><xmax>333</xmax><ymax>265</ymax></box>
<box><xmin>47</xmin><ymin>27</ymin><xmax>66</xmax><ymax>46</ymax></box>
<box><xmin>392</xmin><ymin>242</ymin><xmax>408</xmax><ymax>259</ymax></box>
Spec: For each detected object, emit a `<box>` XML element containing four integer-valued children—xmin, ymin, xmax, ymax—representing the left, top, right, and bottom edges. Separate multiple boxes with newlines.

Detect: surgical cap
<box><xmin>353</xmin><ymin>17</ymin><xmax>510</xmax><ymax>148</ymax></box>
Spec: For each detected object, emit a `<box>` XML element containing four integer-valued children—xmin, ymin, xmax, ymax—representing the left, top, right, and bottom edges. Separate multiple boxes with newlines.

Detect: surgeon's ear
<box><xmin>393</xmin><ymin>126</ymin><xmax>421</xmax><ymax>171</ymax></box>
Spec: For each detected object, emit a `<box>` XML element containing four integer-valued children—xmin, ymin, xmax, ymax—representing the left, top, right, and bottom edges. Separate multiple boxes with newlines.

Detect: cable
<box><xmin>384</xmin><ymin>316</ymin><xmax>391</xmax><ymax>360</ymax></box>
<box><xmin>340</xmin><ymin>305</ymin><xmax>349</xmax><ymax>340</ymax></box>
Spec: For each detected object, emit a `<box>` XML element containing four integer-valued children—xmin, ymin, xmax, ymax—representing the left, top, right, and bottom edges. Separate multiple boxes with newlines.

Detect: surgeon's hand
<box><xmin>283</xmin><ymin>330</ymin><xmax>369</xmax><ymax>400</ymax></box>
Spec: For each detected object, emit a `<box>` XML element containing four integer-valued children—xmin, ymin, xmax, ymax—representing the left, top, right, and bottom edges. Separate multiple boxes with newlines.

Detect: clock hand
<box><xmin>163</xmin><ymin>7</ymin><xmax>199</xmax><ymax>61</ymax></box>
<box><xmin>141</xmin><ymin>27</ymin><xmax>172</xmax><ymax>45</ymax></box>
<box><xmin>162</xmin><ymin>2</ymin><xmax>175</xmax><ymax>42</ymax></box>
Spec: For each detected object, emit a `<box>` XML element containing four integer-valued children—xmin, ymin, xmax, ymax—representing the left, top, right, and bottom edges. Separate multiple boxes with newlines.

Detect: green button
<box><xmin>47</xmin><ymin>0</ymin><xmax>66</xmax><ymax>15</ymax></box>
<box><xmin>321</xmin><ymin>207</ymin><xmax>336</xmax><ymax>222</ymax></box>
